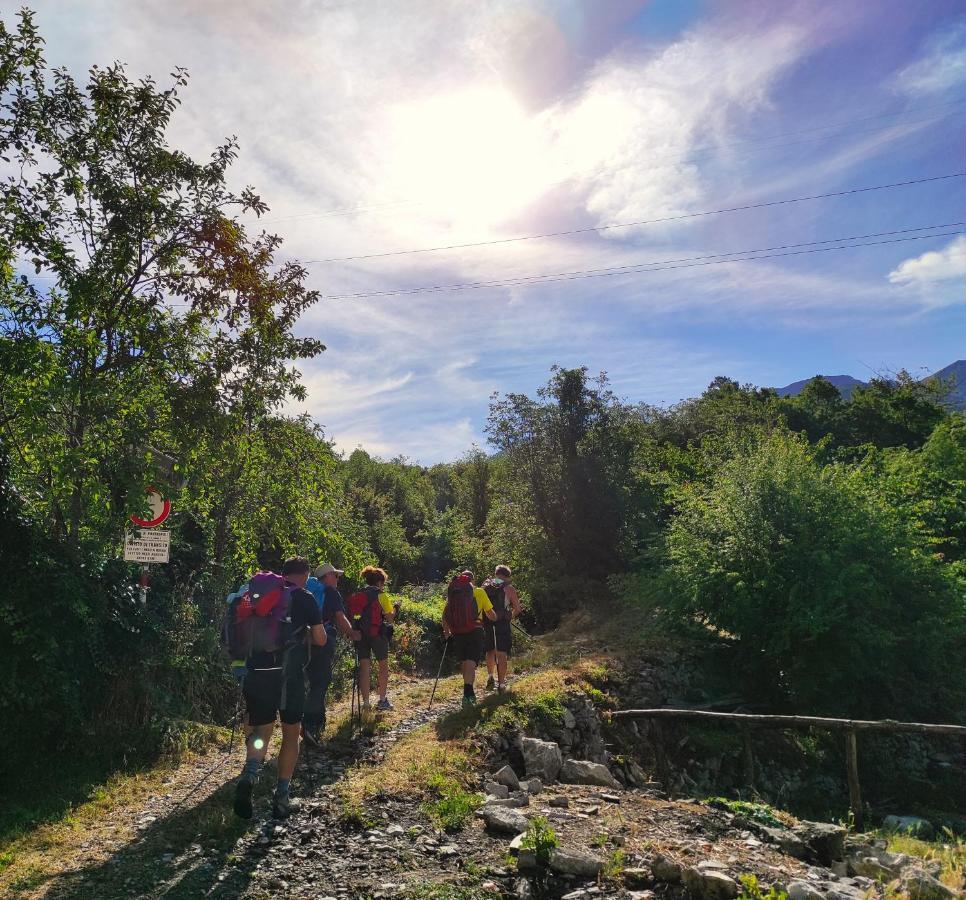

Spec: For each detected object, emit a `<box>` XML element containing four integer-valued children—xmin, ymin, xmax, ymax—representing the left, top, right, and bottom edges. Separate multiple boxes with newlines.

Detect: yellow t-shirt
<box><xmin>473</xmin><ymin>587</ymin><xmax>494</xmax><ymax>621</ymax></box>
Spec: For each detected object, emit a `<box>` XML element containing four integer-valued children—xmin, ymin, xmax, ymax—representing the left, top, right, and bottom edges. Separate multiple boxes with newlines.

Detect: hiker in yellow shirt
<box><xmin>442</xmin><ymin>570</ymin><xmax>497</xmax><ymax>708</ymax></box>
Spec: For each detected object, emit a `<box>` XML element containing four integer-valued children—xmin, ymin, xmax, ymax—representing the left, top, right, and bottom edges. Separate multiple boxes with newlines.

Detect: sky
<box><xmin>17</xmin><ymin>0</ymin><xmax>966</xmax><ymax>462</ymax></box>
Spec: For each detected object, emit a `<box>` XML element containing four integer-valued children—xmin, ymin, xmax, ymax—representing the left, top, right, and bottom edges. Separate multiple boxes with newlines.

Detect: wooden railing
<box><xmin>611</xmin><ymin>708</ymin><xmax>966</xmax><ymax>830</ymax></box>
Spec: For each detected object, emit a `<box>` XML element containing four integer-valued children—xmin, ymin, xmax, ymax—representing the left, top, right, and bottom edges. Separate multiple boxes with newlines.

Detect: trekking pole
<box><xmin>351</xmin><ymin>648</ymin><xmax>361</xmax><ymax>735</ymax></box>
<box><xmin>511</xmin><ymin>620</ymin><xmax>534</xmax><ymax>642</ymax></box>
<box><xmin>427</xmin><ymin>637</ymin><xmax>451</xmax><ymax>710</ymax></box>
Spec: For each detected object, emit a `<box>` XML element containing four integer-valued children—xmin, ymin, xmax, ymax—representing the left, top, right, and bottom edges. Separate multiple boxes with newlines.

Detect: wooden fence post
<box><xmin>845</xmin><ymin>729</ymin><xmax>863</xmax><ymax>832</ymax></box>
<box><xmin>742</xmin><ymin>728</ymin><xmax>757</xmax><ymax>794</ymax></box>
<box><xmin>651</xmin><ymin>719</ymin><xmax>674</xmax><ymax>798</ymax></box>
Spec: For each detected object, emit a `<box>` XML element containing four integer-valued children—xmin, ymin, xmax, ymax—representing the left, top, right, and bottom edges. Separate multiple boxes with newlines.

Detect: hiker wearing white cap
<box><xmin>303</xmin><ymin>563</ymin><xmax>359</xmax><ymax>746</ymax></box>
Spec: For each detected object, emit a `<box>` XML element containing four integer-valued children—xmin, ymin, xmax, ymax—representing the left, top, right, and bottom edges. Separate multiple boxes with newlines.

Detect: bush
<box><xmin>664</xmin><ymin>431</ymin><xmax>966</xmax><ymax>719</ymax></box>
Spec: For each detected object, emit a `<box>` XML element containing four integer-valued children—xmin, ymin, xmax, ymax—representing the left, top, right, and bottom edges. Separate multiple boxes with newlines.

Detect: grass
<box><xmin>706</xmin><ymin>797</ymin><xmax>796</xmax><ymax>829</ymax></box>
<box><xmin>881</xmin><ymin>828</ymin><xmax>965</xmax><ymax>892</ymax></box>
<box><xmin>421</xmin><ymin>775</ymin><xmax>483</xmax><ymax>832</ymax></box>
<box><xmin>603</xmin><ymin>848</ymin><xmax>626</xmax><ymax>879</ymax></box>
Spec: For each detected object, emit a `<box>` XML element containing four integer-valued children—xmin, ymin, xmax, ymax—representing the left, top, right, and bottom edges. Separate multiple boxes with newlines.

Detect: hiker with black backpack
<box><xmin>482</xmin><ymin>565</ymin><xmax>522</xmax><ymax>694</ymax></box>
<box><xmin>303</xmin><ymin>563</ymin><xmax>360</xmax><ymax>747</ymax></box>
<box><xmin>226</xmin><ymin>557</ymin><xmax>326</xmax><ymax>820</ymax></box>
<box><xmin>442</xmin><ymin>570</ymin><xmax>497</xmax><ymax>708</ymax></box>
<box><xmin>346</xmin><ymin>566</ymin><xmax>397</xmax><ymax>712</ymax></box>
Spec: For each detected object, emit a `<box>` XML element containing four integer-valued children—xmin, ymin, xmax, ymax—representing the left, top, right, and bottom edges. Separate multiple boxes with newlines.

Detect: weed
<box><xmin>338</xmin><ymin>796</ymin><xmax>375</xmax><ymax>831</ymax></box>
<box><xmin>591</xmin><ymin>832</ymin><xmax>609</xmax><ymax>848</ymax></box>
<box><xmin>421</xmin><ymin>775</ymin><xmax>482</xmax><ymax>832</ymax></box>
<box><xmin>9</xmin><ymin>864</ymin><xmax>47</xmax><ymax>892</ymax></box>
<box><xmin>521</xmin><ymin>816</ymin><xmax>559</xmax><ymax>866</ymax></box>
<box><xmin>0</xmin><ymin>850</ymin><xmax>14</xmax><ymax>873</ymax></box>
<box><xmin>707</xmin><ymin>797</ymin><xmax>794</xmax><ymax>829</ymax></box>
<box><xmin>738</xmin><ymin>874</ymin><xmax>788</xmax><ymax>900</ymax></box>
<box><xmin>881</xmin><ymin>828</ymin><xmax>965</xmax><ymax>891</ymax></box>
<box><xmin>603</xmin><ymin>848</ymin><xmax>625</xmax><ymax>879</ymax></box>
<box><xmin>403</xmin><ymin>883</ymin><xmax>490</xmax><ymax>899</ymax></box>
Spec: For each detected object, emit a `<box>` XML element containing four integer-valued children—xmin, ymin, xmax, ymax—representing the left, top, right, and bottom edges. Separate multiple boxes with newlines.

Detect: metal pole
<box><xmin>138</xmin><ymin>564</ymin><xmax>150</xmax><ymax>605</ymax></box>
<box><xmin>428</xmin><ymin>638</ymin><xmax>450</xmax><ymax>710</ymax></box>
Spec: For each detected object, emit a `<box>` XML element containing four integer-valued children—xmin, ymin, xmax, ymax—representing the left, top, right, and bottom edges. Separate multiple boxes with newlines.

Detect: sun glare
<box><xmin>384</xmin><ymin>88</ymin><xmax>554</xmax><ymax>231</ymax></box>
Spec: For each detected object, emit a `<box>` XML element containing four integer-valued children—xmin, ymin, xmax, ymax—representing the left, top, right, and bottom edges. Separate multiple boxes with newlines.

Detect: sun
<box><xmin>383</xmin><ymin>88</ymin><xmax>554</xmax><ymax>232</ymax></box>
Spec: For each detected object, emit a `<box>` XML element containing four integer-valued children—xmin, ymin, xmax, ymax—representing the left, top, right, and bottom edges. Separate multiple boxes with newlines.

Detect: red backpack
<box><xmin>347</xmin><ymin>586</ymin><xmax>384</xmax><ymax>638</ymax></box>
<box><xmin>444</xmin><ymin>576</ymin><xmax>479</xmax><ymax>635</ymax></box>
<box><xmin>224</xmin><ymin>571</ymin><xmax>294</xmax><ymax>659</ymax></box>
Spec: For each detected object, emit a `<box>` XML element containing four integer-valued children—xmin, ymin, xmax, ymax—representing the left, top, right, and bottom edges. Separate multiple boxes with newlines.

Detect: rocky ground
<box><xmin>3</xmin><ymin>663</ymin><xmax>962</xmax><ymax>899</ymax></box>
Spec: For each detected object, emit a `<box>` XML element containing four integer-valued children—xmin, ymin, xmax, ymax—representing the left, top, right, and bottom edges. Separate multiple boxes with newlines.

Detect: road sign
<box><xmin>124</xmin><ymin>528</ymin><xmax>171</xmax><ymax>563</ymax></box>
<box><xmin>130</xmin><ymin>487</ymin><xmax>171</xmax><ymax>528</ymax></box>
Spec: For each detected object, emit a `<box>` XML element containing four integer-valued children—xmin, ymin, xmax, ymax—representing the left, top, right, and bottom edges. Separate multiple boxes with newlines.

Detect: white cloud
<box><xmin>897</xmin><ymin>21</ymin><xmax>966</xmax><ymax>96</ymax></box>
<box><xmin>888</xmin><ymin>234</ymin><xmax>966</xmax><ymax>285</ymax></box>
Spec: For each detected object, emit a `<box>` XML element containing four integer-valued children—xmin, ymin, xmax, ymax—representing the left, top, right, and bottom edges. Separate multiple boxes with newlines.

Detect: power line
<box><xmin>320</xmin><ymin>223</ymin><xmax>964</xmax><ymax>300</ymax></box>
<box><xmin>309</xmin><ymin>172</ymin><xmax>966</xmax><ymax>263</ymax></box>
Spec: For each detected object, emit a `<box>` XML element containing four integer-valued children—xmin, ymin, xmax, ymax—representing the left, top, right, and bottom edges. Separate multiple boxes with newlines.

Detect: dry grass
<box><xmin>884</xmin><ymin>830</ymin><xmax>966</xmax><ymax>892</ymax></box>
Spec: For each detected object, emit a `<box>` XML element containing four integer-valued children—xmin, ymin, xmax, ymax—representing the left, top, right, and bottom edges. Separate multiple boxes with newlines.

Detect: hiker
<box><xmin>482</xmin><ymin>565</ymin><xmax>522</xmax><ymax>694</ymax></box>
<box><xmin>442</xmin><ymin>570</ymin><xmax>497</xmax><ymax>708</ymax></box>
<box><xmin>229</xmin><ymin>557</ymin><xmax>326</xmax><ymax>820</ymax></box>
<box><xmin>303</xmin><ymin>563</ymin><xmax>360</xmax><ymax>747</ymax></box>
<box><xmin>347</xmin><ymin>566</ymin><xmax>397</xmax><ymax>711</ymax></box>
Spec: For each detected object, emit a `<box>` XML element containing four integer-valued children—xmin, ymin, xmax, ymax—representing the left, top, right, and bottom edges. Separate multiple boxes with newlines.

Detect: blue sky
<box><xmin>20</xmin><ymin>0</ymin><xmax>966</xmax><ymax>462</ymax></box>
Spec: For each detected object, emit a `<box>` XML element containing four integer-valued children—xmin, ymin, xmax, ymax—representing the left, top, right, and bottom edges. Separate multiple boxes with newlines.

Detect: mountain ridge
<box><xmin>773</xmin><ymin>360</ymin><xmax>965</xmax><ymax>410</ymax></box>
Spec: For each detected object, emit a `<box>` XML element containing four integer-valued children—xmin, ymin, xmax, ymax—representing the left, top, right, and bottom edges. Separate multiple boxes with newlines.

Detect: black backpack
<box><xmin>483</xmin><ymin>580</ymin><xmax>510</xmax><ymax>621</ymax></box>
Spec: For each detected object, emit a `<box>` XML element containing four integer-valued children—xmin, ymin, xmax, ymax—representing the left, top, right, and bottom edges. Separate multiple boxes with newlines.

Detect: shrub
<box><xmin>664</xmin><ymin>431</ymin><xmax>966</xmax><ymax>719</ymax></box>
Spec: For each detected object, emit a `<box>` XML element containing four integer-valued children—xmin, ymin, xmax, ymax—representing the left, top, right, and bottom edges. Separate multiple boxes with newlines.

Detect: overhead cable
<box><xmin>309</xmin><ymin>172</ymin><xmax>966</xmax><ymax>263</ymax></box>
<box><xmin>320</xmin><ymin>223</ymin><xmax>964</xmax><ymax>300</ymax></box>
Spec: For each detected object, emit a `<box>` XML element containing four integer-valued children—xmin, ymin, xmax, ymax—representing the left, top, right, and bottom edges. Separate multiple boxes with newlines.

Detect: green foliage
<box><xmin>420</xmin><ymin>775</ymin><xmax>482</xmax><ymax>832</ymax></box>
<box><xmin>707</xmin><ymin>798</ymin><xmax>792</xmax><ymax>829</ymax></box>
<box><xmin>520</xmin><ymin>816</ymin><xmax>559</xmax><ymax>865</ymax></box>
<box><xmin>737</xmin><ymin>874</ymin><xmax>788</xmax><ymax>900</ymax></box>
<box><xmin>603</xmin><ymin>848</ymin><xmax>626</xmax><ymax>879</ymax></box>
<box><xmin>663</xmin><ymin>430</ymin><xmax>966</xmax><ymax>718</ymax></box>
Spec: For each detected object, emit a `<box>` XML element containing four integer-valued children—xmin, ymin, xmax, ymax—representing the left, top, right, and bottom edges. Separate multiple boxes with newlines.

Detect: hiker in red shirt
<box><xmin>442</xmin><ymin>570</ymin><xmax>497</xmax><ymax>708</ymax></box>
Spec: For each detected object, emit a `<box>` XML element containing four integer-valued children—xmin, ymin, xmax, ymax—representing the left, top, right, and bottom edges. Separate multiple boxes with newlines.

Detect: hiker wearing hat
<box><xmin>442</xmin><ymin>570</ymin><xmax>497</xmax><ymax>708</ymax></box>
<box><xmin>303</xmin><ymin>563</ymin><xmax>359</xmax><ymax>746</ymax></box>
<box><xmin>482</xmin><ymin>565</ymin><xmax>522</xmax><ymax>694</ymax></box>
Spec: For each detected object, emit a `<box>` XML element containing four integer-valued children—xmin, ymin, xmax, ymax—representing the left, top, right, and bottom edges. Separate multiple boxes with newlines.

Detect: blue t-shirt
<box><xmin>306</xmin><ymin>577</ymin><xmax>345</xmax><ymax>633</ymax></box>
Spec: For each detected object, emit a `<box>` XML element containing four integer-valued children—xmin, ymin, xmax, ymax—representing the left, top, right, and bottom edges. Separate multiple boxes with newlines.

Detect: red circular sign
<box><xmin>130</xmin><ymin>487</ymin><xmax>171</xmax><ymax>528</ymax></box>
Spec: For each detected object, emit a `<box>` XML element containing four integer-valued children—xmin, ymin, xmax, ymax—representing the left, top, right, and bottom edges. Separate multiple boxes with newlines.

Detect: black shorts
<box><xmin>355</xmin><ymin>633</ymin><xmax>389</xmax><ymax>661</ymax></box>
<box><xmin>484</xmin><ymin>618</ymin><xmax>512</xmax><ymax>654</ymax></box>
<box><xmin>450</xmin><ymin>628</ymin><xmax>484</xmax><ymax>663</ymax></box>
<box><xmin>244</xmin><ymin>665</ymin><xmax>306</xmax><ymax>727</ymax></box>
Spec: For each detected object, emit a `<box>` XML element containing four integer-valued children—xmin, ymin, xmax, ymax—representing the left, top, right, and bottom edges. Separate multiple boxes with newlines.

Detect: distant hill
<box><xmin>775</xmin><ymin>374</ymin><xmax>866</xmax><ymax>399</ymax></box>
<box><xmin>926</xmin><ymin>359</ymin><xmax>966</xmax><ymax>410</ymax></box>
<box><xmin>773</xmin><ymin>361</ymin><xmax>966</xmax><ymax>411</ymax></box>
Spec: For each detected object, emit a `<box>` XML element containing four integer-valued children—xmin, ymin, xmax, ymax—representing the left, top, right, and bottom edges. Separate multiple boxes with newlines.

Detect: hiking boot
<box><xmin>462</xmin><ymin>693</ymin><xmax>477</xmax><ymax>709</ymax></box>
<box><xmin>485</xmin><ymin>676</ymin><xmax>495</xmax><ymax>691</ymax></box>
<box><xmin>497</xmin><ymin>682</ymin><xmax>508</xmax><ymax>695</ymax></box>
<box><xmin>233</xmin><ymin>779</ymin><xmax>254</xmax><ymax>819</ymax></box>
<box><xmin>272</xmin><ymin>792</ymin><xmax>301</xmax><ymax>819</ymax></box>
<box><xmin>376</xmin><ymin>697</ymin><xmax>393</xmax><ymax>711</ymax></box>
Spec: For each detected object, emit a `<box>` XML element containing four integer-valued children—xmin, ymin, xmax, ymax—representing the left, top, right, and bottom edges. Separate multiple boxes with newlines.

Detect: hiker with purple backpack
<box><xmin>225</xmin><ymin>557</ymin><xmax>326</xmax><ymax>819</ymax></box>
<box><xmin>442</xmin><ymin>570</ymin><xmax>497</xmax><ymax>708</ymax></box>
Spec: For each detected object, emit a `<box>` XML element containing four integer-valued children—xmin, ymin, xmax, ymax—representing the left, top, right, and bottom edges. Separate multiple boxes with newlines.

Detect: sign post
<box><xmin>127</xmin><ymin>488</ymin><xmax>172</xmax><ymax>605</ymax></box>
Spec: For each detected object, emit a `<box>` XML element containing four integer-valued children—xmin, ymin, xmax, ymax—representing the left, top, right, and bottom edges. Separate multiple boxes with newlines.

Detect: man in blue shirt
<box><xmin>303</xmin><ymin>563</ymin><xmax>358</xmax><ymax>746</ymax></box>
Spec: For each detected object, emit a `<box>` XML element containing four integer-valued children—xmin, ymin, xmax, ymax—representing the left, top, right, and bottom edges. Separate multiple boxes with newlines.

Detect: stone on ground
<box><xmin>788</xmin><ymin>880</ymin><xmax>825</xmax><ymax>900</ymax></box>
<box><xmin>558</xmin><ymin>758</ymin><xmax>620</xmax><ymax>789</ymax></box>
<box><xmin>651</xmin><ymin>854</ymin><xmax>682</xmax><ymax>883</ymax></box>
<box><xmin>884</xmin><ymin>815</ymin><xmax>935</xmax><ymax>839</ymax></box>
<box><xmin>548</xmin><ymin>847</ymin><xmax>603</xmax><ymax>876</ymax></box>
<box><xmin>481</xmin><ymin>805</ymin><xmax>529</xmax><ymax>835</ymax></box>
<box><xmin>521</xmin><ymin>737</ymin><xmax>562</xmax><ymax>782</ymax></box>
<box><xmin>491</xmin><ymin>765</ymin><xmax>521</xmax><ymax>790</ymax></box>
<box><xmin>899</xmin><ymin>870</ymin><xmax>955</xmax><ymax>900</ymax></box>
<box><xmin>682</xmin><ymin>866</ymin><xmax>740</xmax><ymax>900</ymax></box>
<box><xmin>793</xmin><ymin>821</ymin><xmax>846</xmax><ymax>865</ymax></box>
<box><xmin>484</xmin><ymin>781</ymin><xmax>509</xmax><ymax>799</ymax></box>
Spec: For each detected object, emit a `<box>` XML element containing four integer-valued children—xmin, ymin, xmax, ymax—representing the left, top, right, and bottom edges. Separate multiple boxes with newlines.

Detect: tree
<box><xmin>486</xmin><ymin>367</ymin><xmax>644</xmax><ymax>619</ymax></box>
<box><xmin>0</xmin><ymin>9</ymin><xmax>321</xmax><ymax>554</ymax></box>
